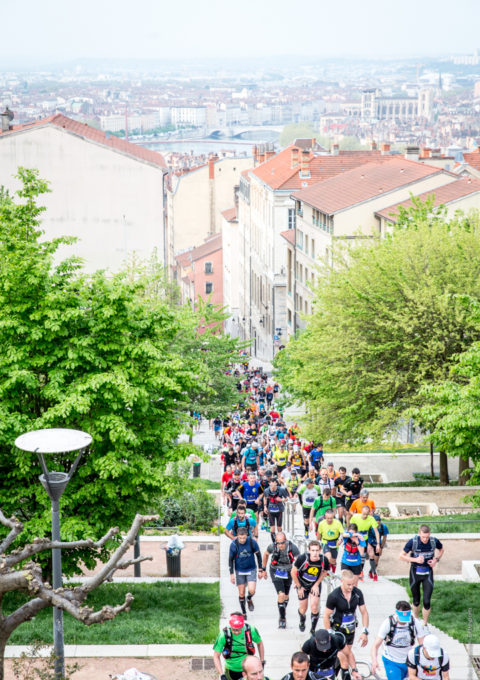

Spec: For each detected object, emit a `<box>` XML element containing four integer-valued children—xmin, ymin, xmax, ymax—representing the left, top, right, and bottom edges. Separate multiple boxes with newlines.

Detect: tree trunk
<box><xmin>0</xmin><ymin>631</ymin><xmax>8</xmax><ymax>680</ymax></box>
<box><xmin>439</xmin><ymin>451</ymin><xmax>449</xmax><ymax>485</ymax></box>
<box><xmin>430</xmin><ymin>442</ymin><xmax>434</xmax><ymax>478</ymax></box>
<box><xmin>458</xmin><ymin>456</ymin><xmax>471</xmax><ymax>486</ymax></box>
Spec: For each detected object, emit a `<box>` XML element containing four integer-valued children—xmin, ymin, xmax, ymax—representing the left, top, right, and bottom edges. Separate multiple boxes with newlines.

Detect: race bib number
<box><xmin>312</xmin><ymin>670</ymin><xmax>335</xmax><ymax>679</ymax></box>
<box><xmin>238</xmin><ymin>570</ymin><xmax>251</xmax><ymax>576</ymax></box>
<box><xmin>416</xmin><ymin>565</ymin><xmax>430</xmax><ymax>575</ymax></box>
<box><xmin>302</xmin><ymin>572</ymin><xmax>317</xmax><ymax>583</ymax></box>
<box><xmin>274</xmin><ymin>569</ymin><xmax>288</xmax><ymax>579</ymax></box>
<box><xmin>327</xmin><ymin>540</ymin><xmax>337</xmax><ymax>548</ymax></box>
<box><xmin>269</xmin><ymin>504</ymin><xmax>279</xmax><ymax>513</ymax></box>
<box><xmin>341</xmin><ymin>613</ymin><xmax>355</xmax><ymax>626</ymax></box>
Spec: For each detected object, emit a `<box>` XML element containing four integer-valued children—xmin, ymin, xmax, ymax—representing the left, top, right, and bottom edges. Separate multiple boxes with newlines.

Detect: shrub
<box><xmin>156</xmin><ymin>489</ymin><xmax>217</xmax><ymax>531</ymax></box>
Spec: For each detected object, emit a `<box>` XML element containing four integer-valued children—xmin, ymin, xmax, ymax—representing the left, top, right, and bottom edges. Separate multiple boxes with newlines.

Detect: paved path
<box><xmin>219</xmin><ymin>502</ymin><xmax>475</xmax><ymax>679</ymax></box>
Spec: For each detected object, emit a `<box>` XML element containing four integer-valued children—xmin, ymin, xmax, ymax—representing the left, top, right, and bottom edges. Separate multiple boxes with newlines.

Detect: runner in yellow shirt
<box><xmin>351</xmin><ymin>505</ymin><xmax>380</xmax><ymax>576</ymax></box>
<box><xmin>316</xmin><ymin>509</ymin><xmax>344</xmax><ymax>572</ymax></box>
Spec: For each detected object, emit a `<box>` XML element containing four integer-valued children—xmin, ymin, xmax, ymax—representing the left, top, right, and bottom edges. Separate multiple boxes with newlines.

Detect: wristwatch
<box><xmin>363</xmin><ymin>628</ymin><xmax>369</xmax><ymax>635</ymax></box>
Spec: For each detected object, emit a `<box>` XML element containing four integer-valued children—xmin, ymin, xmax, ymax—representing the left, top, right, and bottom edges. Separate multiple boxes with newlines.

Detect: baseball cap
<box><xmin>423</xmin><ymin>634</ymin><xmax>442</xmax><ymax>657</ymax></box>
<box><xmin>265</xmin><ymin>469</ymin><xmax>273</xmax><ymax>477</ymax></box>
<box><xmin>229</xmin><ymin>614</ymin><xmax>245</xmax><ymax>629</ymax></box>
<box><xmin>373</xmin><ymin>513</ymin><xmax>381</xmax><ymax>522</ymax></box>
<box><xmin>314</xmin><ymin>629</ymin><xmax>331</xmax><ymax>651</ymax></box>
<box><xmin>233</xmin><ymin>469</ymin><xmax>241</xmax><ymax>476</ymax></box>
<box><xmin>306</xmin><ymin>478</ymin><xmax>314</xmax><ymax>484</ymax></box>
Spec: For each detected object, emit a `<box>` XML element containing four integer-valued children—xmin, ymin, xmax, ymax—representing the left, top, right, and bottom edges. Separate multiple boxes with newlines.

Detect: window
<box><xmin>296</xmin><ymin>230</ymin><xmax>304</xmax><ymax>250</ymax></box>
<box><xmin>311</xmin><ymin>238</ymin><xmax>315</xmax><ymax>259</ymax></box>
<box><xmin>296</xmin><ymin>201</ymin><xmax>303</xmax><ymax>217</ymax></box>
<box><xmin>204</xmin><ymin>261</ymin><xmax>213</xmax><ymax>274</ymax></box>
<box><xmin>288</xmin><ymin>208</ymin><xmax>296</xmax><ymax>230</ymax></box>
<box><xmin>288</xmin><ymin>309</ymin><xmax>292</xmax><ymax>325</ymax></box>
<box><xmin>205</xmin><ymin>282</ymin><xmax>213</xmax><ymax>294</ymax></box>
<box><xmin>305</xmin><ymin>235</ymin><xmax>309</xmax><ymax>253</ymax></box>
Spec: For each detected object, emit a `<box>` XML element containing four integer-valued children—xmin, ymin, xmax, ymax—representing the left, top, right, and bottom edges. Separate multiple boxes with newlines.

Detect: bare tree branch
<box><xmin>3</xmin><ymin>597</ymin><xmax>50</xmax><ymax>635</ymax></box>
<box><xmin>2</xmin><ymin>526</ymin><xmax>120</xmax><ymax>569</ymax></box>
<box><xmin>81</xmin><ymin>514</ymin><xmax>158</xmax><ymax>593</ymax></box>
<box><xmin>103</xmin><ymin>555</ymin><xmax>153</xmax><ymax>582</ymax></box>
<box><xmin>0</xmin><ymin>510</ymin><xmax>24</xmax><ymax>555</ymax></box>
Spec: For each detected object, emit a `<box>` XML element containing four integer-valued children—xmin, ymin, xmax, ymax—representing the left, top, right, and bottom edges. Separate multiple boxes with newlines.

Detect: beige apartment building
<box><xmin>285</xmin><ymin>158</ymin><xmax>469</xmax><ymax>337</ymax></box>
<box><xmin>0</xmin><ymin>113</ymin><xmax>167</xmax><ymax>273</ymax></box>
<box><xmin>166</xmin><ymin>155</ymin><xmax>251</xmax><ymax>275</ymax></box>
<box><xmin>236</xmin><ymin>143</ymin><xmax>391</xmax><ymax>360</ymax></box>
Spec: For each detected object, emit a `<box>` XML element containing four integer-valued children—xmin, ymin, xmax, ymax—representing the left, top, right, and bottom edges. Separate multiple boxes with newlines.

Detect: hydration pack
<box><xmin>222</xmin><ymin>624</ymin><xmax>255</xmax><ymax>658</ymax></box>
<box><xmin>385</xmin><ymin>615</ymin><xmax>416</xmax><ymax>647</ymax></box>
<box><xmin>413</xmin><ymin>644</ymin><xmax>444</xmax><ymax>671</ymax></box>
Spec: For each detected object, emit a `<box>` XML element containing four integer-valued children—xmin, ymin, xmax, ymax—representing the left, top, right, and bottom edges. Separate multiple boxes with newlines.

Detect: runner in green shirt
<box><xmin>351</xmin><ymin>505</ymin><xmax>380</xmax><ymax>574</ymax></box>
<box><xmin>309</xmin><ymin>488</ymin><xmax>337</xmax><ymax>530</ymax></box>
<box><xmin>213</xmin><ymin>613</ymin><xmax>264</xmax><ymax>680</ymax></box>
<box><xmin>316</xmin><ymin>508</ymin><xmax>343</xmax><ymax>572</ymax></box>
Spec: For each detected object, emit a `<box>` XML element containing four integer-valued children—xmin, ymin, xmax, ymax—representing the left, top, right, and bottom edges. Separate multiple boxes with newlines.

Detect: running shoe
<box><xmin>299</xmin><ymin>617</ymin><xmax>306</xmax><ymax>632</ymax></box>
<box><xmin>247</xmin><ymin>598</ymin><xmax>254</xmax><ymax>612</ymax></box>
<box><xmin>368</xmin><ymin>571</ymin><xmax>373</xmax><ymax>580</ymax></box>
<box><xmin>373</xmin><ymin>573</ymin><xmax>378</xmax><ymax>582</ymax></box>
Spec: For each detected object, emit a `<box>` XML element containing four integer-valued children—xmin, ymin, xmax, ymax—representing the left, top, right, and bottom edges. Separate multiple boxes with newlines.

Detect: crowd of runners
<box><xmin>213</xmin><ymin>364</ymin><xmax>450</xmax><ymax>680</ymax></box>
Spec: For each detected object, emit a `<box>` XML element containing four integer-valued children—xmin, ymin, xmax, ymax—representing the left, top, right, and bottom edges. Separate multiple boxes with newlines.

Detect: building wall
<box><xmin>193</xmin><ymin>245</ymin><xmax>223</xmax><ymax>309</ymax></box>
<box><xmin>167</xmin><ymin>157</ymin><xmax>251</xmax><ymax>260</ymax></box>
<box><xmin>222</xmin><ymin>216</ymin><xmax>241</xmax><ymax>337</ymax></box>
<box><xmin>0</xmin><ymin>125</ymin><xmax>166</xmax><ymax>273</ymax></box>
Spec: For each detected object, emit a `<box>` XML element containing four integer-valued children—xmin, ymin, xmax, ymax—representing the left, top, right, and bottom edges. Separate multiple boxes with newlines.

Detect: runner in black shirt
<box><xmin>323</xmin><ymin>570</ymin><xmax>369</xmax><ymax>679</ymax></box>
<box><xmin>343</xmin><ymin>468</ymin><xmax>364</xmax><ymax>522</ymax></box>
<box><xmin>225</xmin><ymin>471</ymin><xmax>243</xmax><ymax>512</ymax></box>
<box><xmin>263</xmin><ymin>478</ymin><xmax>288</xmax><ymax>543</ymax></box>
<box><xmin>301</xmin><ymin>629</ymin><xmax>351</xmax><ymax>679</ymax></box>
<box><xmin>291</xmin><ymin>540</ymin><xmax>329</xmax><ymax>635</ymax></box>
<box><xmin>333</xmin><ymin>467</ymin><xmax>350</xmax><ymax>523</ymax></box>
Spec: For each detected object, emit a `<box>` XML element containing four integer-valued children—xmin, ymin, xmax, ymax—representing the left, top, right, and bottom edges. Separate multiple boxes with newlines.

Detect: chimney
<box><xmin>371</xmin><ymin>140</ymin><xmax>377</xmax><ymax>151</ymax></box>
<box><xmin>1</xmin><ymin>107</ymin><xmax>14</xmax><ymax>133</ymax></box>
<box><xmin>291</xmin><ymin>146</ymin><xmax>300</xmax><ymax>168</ymax></box>
<box><xmin>331</xmin><ymin>144</ymin><xmax>339</xmax><ymax>156</ymax></box>
<box><xmin>264</xmin><ymin>144</ymin><xmax>276</xmax><ymax>161</ymax></box>
<box><xmin>208</xmin><ymin>156</ymin><xmax>215</xmax><ymax>179</ymax></box>
<box><xmin>252</xmin><ymin>145</ymin><xmax>258</xmax><ymax>166</ymax></box>
<box><xmin>421</xmin><ymin>147</ymin><xmax>431</xmax><ymax>158</ymax></box>
<box><xmin>300</xmin><ymin>150</ymin><xmax>311</xmax><ymax>178</ymax></box>
<box><xmin>405</xmin><ymin>145</ymin><xmax>420</xmax><ymax>161</ymax></box>
<box><xmin>380</xmin><ymin>142</ymin><xmax>391</xmax><ymax>155</ymax></box>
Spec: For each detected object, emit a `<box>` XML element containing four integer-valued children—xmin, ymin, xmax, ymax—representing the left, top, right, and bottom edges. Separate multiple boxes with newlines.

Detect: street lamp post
<box><xmin>15</xmin><ymin>428</ymin><xmax>92</xmax><ymax>680</ymax></box>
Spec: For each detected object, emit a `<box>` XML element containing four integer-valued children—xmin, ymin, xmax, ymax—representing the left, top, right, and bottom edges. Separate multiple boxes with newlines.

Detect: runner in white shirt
<box><xmin>371</xmin><ymin>600</ymin><xmax>424</xmax><ymax>679</ymax></box>
<box><xmin>406</xmin><ymin>634</ymin><xmax>450</xmax><ymax>680</ymax></box>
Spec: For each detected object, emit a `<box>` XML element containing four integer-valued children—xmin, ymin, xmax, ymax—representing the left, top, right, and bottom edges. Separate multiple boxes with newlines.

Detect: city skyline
<box><xmin>1</xmin><ymin>0</ymin><xmax>479</xmax><ymax>68</ymax></box>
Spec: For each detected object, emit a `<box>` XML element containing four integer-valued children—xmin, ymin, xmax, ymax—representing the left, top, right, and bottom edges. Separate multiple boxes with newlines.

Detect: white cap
<box><xmin>423</xmin><ymin>634</ymin><xmax>442</xmax><ymax>657</ymax></box>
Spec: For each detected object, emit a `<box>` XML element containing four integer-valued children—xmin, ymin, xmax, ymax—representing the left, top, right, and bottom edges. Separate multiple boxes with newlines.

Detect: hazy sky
<box><xmin>3</xmin><ymin>0</ymin><xmax>479</xmax><ymax>65</ymax></box>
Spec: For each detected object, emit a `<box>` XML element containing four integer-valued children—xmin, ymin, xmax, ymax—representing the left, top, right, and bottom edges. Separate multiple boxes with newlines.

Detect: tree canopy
<box><xmin>0</xmin><ymin>168</ymin><xmax>242</xmax><ymax>573</ymax></box>
<box><xmin>275</xmin><ymin>199</ymin><xmax>480</xmax><ymax>447</ymax></box>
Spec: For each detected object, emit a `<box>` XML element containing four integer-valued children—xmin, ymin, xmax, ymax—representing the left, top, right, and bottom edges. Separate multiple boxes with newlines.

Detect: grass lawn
<box><xmin>4</xmin><ymin>582</ymin><xmax>220</xmax><ymax>645</ymax></box>
<box><xmin>364</xmin><ymin>480</ymin><xmax>459</xmax><ymax>488</ymax></box>
<box><xmin>190</xmin><ymin>478</ymin><xmax>221</xmax><ymax>490</ymax></box>
<box><xmin>393</xmin><ymin>579</ymin><xmax>480</xmax><ymax>643</ymax></box>
<box><xmin>383</xmin><ymin>511</ymin><xmax>480</xmax><ymax>534</ymax></box>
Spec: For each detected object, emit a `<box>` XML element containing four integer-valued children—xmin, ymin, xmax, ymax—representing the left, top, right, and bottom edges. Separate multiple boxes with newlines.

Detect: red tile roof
<box><xmin>190</xmin><ymin>233</ymin><xmax>222</xmax><ymax>262</ymax></box>
<box><xmin>221</xmin><ymin>207</ymin><xmax>237</xmax><ymax>222</ymax></box>
<box><xmin>463</xmin><ymin>149</ymin><xmax>480</xmax><ymax>171</ymax></box>
<box><xmin>0</xmin><ymin>114</ymin><xmax>166</xmax><ymax>169</ymax></box>
<box><xmin>280</xmin><ymin>229</ymin><xmax>295</xmax><ymax>245</ymax></box>
<box><xmin>292</xmin><ymin>158</ymin><xmax>448</xmax><ymax>214</ymax></box>
<box><xmin>250</xmin><ymin>145</ymin><xmax>387</xmax><ymax>191</ymax></box>
<box><xmin>375</xmin><ymin>177</ymin><xmax>480</xmax><ymax>222</ymax></box>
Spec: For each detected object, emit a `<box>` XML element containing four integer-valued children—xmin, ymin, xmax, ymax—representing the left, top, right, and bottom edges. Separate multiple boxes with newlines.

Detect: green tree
<box><xmin>279</xmin><ymin>122</ymin><xmax>317</xmax><ymax>147</ymax></box>
<box><xmin>275</xmin><ymin>200</ymin><xmax>480</xmax><ymax>452</ymax></box>
<box><xmin>0</xmin><ymin>168</ymin><xmax>214</xmax><ymax>573</ymax></box>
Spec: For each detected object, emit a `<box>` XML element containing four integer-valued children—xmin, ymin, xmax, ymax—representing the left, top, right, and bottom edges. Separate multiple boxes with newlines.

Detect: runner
<box><xmin>367</xmin><ymin>513</ymin><xmax>389</xmax><ymax>581</ymax></box>
<box><xmin>213</xmin><ymin>612</ymin><xmax>265</xmax><ymax>680</ymax></box>
<box><xmin>225</xmin><ymin>470</ymin><xmax>244</xmax><ymax>513</ymax></box>
<box><xmin>317</xmin><ymin>508</ymin><xmax>344</xmax><ymax>573</ymax></box>
<box><xmin>308</xmin><ymin>443</ymin><xmax>324</xmax><ymax>471</ymax></box>
<box><xmin>317</xmin><ymin>467</ymin><xmax>335</xmax><ymax>496</ymax></box>
<box><xmin>280</xmin><ymin>652</ymin><xmax>315</xmax><ymax>680</ymax></box>
<box><xmin>241</xmin><ymin>656</ymin><xmax>268</xmax><ymax>680</ymax></box>
<box><xmin>225</xmin><ymin>505</ymin><xmax>257</xmax><ymax>540</ymax></box>
<box><xmin>228</xmin><ymin>527</ymin><xmax>263</xmax><ymax>616</ymax></box>
<box><xmin>371</xmin><ymin>600</ymin><xmax>425</xmax><ymax>680</ymax></box>
<box><xmin>348</xmin><ymin>488</ymin><xmax>375</xmax><ymax>516</ymax></box>
<box><xmin>263</xmin><ymin>477</ymin><xmax>289</xmax><ymax>543</ymax></box>
<box><xmin>350</xmin><ymin>505</ymin><xmax>380</xmax><ymax>578</ymax></box>
<box><xmin>273</xmin><ymin>442</ymin><xmax>289</xmax><ymax>475</ymax></box>
<box><xmin>301</xmin><ymin>629</ymin><xmax>353</xmax><ymax>680</ymax></box>
<box><xmin>406</xmin><ymin>634</ymin><xmax>450</xmax><ymax>680</ymax></box>
<box><xmin>323</xmin><ymin>570</ymin><xmax>369</xmax><ymax>679</ymax></box>
<box><xmin>238</xmin><ymin>472</ymin><xmax>263</xmax><ymax>537</ymax></box>
<box><xmin>310</xmin><ymin>488</ymin><xmax>337</xmax><ymax>532</ymax></box>
<box><xmin>222</xmin><ymin>465</ymin><xmax>234</xmax><ymax>508</ymax></box>
<box><xmin>343</xmin><ymin>468</ymin><xmax>364</xmax><ymax>523</ymax></box>
<box><xmin>340</xmin><ymin>523</ymin><xmax>366</xmax><ymax>585</ymax></box>
<box><xmin>291</xmin><ymin>540</ymin><xmax>329</xmax><ymax>634</ymax></box>
<box><xmin>297</xmin><ymin>477</ymin><xmax>321</xmax><ymax>538</ymax></box>
<box><xmin>399</xmin><ymin>525</ymin><xmax>444</xmax><ymax>625</ymax></box>
<box><xmin>261</xmin><ymin>531</ymin><xmax>300</xmax><ymax>629</ymax></box>
<box><xmin>334</xmin><ymin>467</ymin><xmax>351</xmax><ymax>524</ymax></box>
